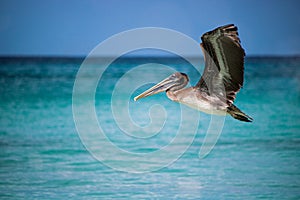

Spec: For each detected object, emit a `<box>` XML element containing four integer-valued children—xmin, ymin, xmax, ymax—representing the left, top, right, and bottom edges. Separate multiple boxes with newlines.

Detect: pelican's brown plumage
<box><xmin>134</xmin><ymin>24</ymin><xmax>253</xmax><ymax>122</ymax></box>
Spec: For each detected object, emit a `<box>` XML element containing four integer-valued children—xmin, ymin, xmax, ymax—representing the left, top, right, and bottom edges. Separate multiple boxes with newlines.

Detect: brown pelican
<box><xmin>134</xmin><ymin>24</ymin><xmax>253</xmax><ymax>122</ymax></box>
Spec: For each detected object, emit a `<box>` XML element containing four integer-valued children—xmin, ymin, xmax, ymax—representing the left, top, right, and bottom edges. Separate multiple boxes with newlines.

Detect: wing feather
<box><xmin>196</xmin><ymin>24</ymin><xmax>245</xmax><ymax>105</ymax></box>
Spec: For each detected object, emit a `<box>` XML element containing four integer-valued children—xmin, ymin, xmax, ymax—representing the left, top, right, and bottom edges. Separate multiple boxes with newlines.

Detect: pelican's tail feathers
<box><xmin>227</xmin><ymin>104</ymin><xmax>253</xmax><ymax>122</ymax></box>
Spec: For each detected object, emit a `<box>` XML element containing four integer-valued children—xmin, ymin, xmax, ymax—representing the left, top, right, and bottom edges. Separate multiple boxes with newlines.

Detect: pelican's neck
<box><xmin>166</xmin><ymin>90</ymin><xmax>179</xmax><ymax>102</ymax></box>
<box><xmin>166</xmin><ymin>88</ymin><xmax>189</xmax><ymax>102</ymax></box>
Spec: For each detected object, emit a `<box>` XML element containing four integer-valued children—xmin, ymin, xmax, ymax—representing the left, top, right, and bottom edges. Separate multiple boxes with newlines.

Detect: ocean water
<box><xmin>0</xmin><ymin>56</ymin><xmax>299</xmax><ymax>199</ymax></box>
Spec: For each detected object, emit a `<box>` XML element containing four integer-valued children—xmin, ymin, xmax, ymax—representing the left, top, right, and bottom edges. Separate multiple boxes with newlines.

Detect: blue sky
<box><xmin>0</xmin><ymin>0</ymin><xmax>299</xmax><ymax>56</ymax></box>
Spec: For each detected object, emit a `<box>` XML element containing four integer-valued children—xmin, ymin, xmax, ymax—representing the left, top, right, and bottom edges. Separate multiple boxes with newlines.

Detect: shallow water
<box><xmin>0</xmin><ymin>57</ymin><xmax>299</xmax><ymax>199</ymax></box>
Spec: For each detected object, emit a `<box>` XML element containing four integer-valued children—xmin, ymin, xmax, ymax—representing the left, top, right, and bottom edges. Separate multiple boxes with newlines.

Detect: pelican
<box><xmin>134</xmin><ymin>24</ymin><xmax>253</xmax><ymax>122</ymax></box>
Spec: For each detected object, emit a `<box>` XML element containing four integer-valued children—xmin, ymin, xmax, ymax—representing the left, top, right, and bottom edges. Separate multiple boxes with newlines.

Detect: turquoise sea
<box><xmin>0</xmin><ymin>56</ymin><xmax>299</xmax><ymax>199</ymax></box>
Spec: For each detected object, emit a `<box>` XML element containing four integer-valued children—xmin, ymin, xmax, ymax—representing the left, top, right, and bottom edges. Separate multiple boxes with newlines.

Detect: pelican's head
<box><xmin>134</xmin><ymin>72</ymin><xmax>189</xmax><ymax>101</ymax></box>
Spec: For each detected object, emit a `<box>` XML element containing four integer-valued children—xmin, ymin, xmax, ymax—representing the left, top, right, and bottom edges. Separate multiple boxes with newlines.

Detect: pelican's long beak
<box><xmin>134</xmin><ymin>76</ymin><xmax>175</xmax><ymax>101</ymax></box>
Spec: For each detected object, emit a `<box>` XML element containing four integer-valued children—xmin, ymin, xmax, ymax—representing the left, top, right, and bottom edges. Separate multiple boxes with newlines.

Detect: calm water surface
<box><xmin>0</xmin><ymin>57</ymin><xmax>299</xmax><ymax>199</ymax></box>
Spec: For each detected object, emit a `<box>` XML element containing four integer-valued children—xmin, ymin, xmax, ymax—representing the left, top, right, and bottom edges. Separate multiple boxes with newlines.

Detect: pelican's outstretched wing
<box><xmin>196</xmin><ymin>24</ymin><xmax>245</xmax><ymax>105</ymax></box>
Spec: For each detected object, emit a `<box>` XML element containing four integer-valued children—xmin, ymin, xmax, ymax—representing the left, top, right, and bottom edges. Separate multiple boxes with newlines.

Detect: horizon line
<box><xmin>0</xmin><ymin>54</ymin><xmax>300</xmax><ymax>59</ymax></box>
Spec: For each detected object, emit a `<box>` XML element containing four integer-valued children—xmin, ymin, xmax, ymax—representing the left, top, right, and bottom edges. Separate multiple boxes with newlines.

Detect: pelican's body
<box><xmin>134</xmin><ymin>24</ymin><xmax>253</xmax><ymax>122</ymax></box>
<box><xmin>166</xmin><ymin>87</ymin><xmax>228</xmax><ymax>116</ymax></box>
